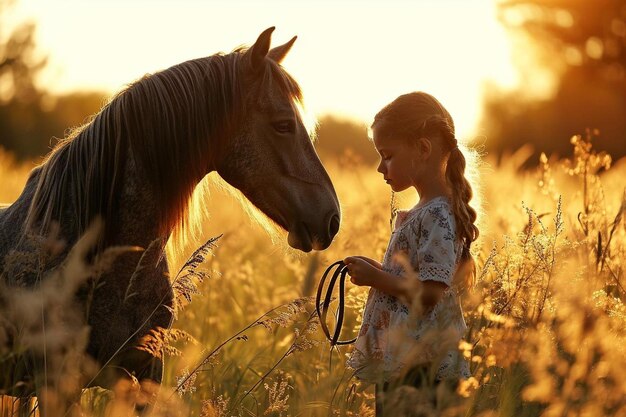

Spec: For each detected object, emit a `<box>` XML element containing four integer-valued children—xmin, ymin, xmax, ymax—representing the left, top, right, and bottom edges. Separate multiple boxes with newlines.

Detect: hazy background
<box><xmin>1</xmin><ymin>0</ymin><xmax>625</xmax><ymax>166</ymax></box>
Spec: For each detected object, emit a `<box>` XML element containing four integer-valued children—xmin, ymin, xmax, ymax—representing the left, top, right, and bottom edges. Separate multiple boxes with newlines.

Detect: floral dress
<box><xmin>347</xmin><ymin>196</ymin><xmax>471</xmax><ymax>384</ymax></box>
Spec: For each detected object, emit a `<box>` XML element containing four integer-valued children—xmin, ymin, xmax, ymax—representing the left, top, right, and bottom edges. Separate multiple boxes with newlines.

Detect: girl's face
<box><xmin>372</xmin><ymin>128</ymin><xmax>424</xmax><ymax>193</ymax></box>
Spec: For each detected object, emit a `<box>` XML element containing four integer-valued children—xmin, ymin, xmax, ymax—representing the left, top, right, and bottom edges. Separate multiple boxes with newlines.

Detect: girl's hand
<box><xmin>353</xmin><ymin>256</ymin><xmax>382</xmax><ymax>270</ymax></box>
<box><xmin>344</xmin><ymin>256</ymin><xmax>382</xmax><ymax>287</ymax></box>
<box><xmin>344</xmin><ymin>256</ymin><xmax>412</xmax><ymax>302</ymax></box>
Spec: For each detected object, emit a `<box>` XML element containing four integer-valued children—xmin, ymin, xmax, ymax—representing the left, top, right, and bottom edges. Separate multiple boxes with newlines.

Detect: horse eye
<box><xmin>272</xmin><ymin>120</ymin><xmax>295</xmax><ymax>134</ymax></box>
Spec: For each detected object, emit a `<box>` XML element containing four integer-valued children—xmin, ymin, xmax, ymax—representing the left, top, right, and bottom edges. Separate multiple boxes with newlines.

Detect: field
<box><xmin>1</xmin><ymin>132</ymin><xmax>625</xmax><ymax>417</ymax></box>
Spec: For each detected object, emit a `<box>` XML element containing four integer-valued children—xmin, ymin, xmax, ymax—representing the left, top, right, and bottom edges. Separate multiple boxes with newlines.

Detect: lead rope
<box><xmin>315</xmin><ymin>260</ymin><xmax>357</xmax><ymax>346</ymax></box>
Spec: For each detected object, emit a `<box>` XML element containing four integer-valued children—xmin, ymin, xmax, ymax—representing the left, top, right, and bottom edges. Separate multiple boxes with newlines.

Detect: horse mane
<box><xmin>25</xmin><ymin>47</ymin><xmax>304</xmax><ymax>248</ymax></box>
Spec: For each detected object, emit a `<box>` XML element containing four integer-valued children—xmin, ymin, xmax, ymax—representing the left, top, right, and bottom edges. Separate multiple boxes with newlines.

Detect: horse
<box><xmin>0</xmin><ymin>27</ymin><xmax>340</xmax><ymax>397</ymax></box>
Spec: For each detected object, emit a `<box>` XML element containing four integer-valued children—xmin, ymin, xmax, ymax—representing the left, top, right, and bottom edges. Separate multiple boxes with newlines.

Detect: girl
<box><xmin>344</xmin><ymin>92</ymin><xmax>479</xmax><ymax>414</ymax></box>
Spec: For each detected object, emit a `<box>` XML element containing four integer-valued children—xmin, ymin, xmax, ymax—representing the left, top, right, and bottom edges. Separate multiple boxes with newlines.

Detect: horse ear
<box><xmin>247</xmin><ymin>26</ymin><xmax>275</xmax><ymax>73</ymax></box>
<box><xmin>268</xmin><ymin>36</ymin><xmax>297</xmax><ymax>63</ymax></box>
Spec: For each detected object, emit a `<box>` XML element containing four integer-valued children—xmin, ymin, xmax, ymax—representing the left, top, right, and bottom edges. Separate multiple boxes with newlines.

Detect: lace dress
<box><xmin>346</xmin><ymin>196</ymin><xmax>471</xmax><ymax>384</ymax></box>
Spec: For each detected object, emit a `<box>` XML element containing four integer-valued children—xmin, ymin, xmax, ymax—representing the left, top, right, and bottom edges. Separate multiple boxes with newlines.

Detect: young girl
<box><xmin>344</xmin><ymin>92</ymin><xmax>479</xmax><ymax>413</ymax></box>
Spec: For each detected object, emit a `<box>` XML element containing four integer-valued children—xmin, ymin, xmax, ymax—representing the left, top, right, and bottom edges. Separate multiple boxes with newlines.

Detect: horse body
<box><xmin>0</xmin><ymin>117</ymin><xmax>176</xmax><ymax>386</ymax></box>
<box><xmin>0</xmin><ymin>27</ymin><xmax>340</xmax><ymax>393</ymax></box>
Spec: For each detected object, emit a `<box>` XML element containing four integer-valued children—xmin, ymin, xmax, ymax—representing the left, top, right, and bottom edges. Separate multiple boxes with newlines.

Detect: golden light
<box><xmin>13</xmin><ymin>0</ymin><xmax>519</xmax><ymax>140</ymax></box>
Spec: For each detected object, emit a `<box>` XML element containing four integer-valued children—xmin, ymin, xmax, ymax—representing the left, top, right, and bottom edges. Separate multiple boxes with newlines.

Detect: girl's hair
<box><xmin>372</xmin><ymin>92</ymin><xmax>479</xmax><ymax>289</ymax></box>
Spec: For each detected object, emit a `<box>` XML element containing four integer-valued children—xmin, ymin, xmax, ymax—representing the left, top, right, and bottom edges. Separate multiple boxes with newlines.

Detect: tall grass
<box><xmin>0</xmin><ymin>131</ymin><xmax>624</xmax><ymax>416</ymax></box>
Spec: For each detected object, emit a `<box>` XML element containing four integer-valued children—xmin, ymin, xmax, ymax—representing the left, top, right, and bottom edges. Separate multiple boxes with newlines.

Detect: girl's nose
<box><xmin>377</xmin><ymin>161</ymin><xmax>384</xmax><ymax>174</ymax></box>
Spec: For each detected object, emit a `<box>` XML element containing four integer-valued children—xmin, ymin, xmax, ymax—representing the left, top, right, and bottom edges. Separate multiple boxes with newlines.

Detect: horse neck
<box><xmin>111</xmin><ymin>152</ymin><xmax>165</xmax><ymax>248</ymax></box>
<box><xmin>121</xmin><ymin>56</ymin><xmax>241</xmax><ymax>237</ymax></box>
<box><xmin>25</xmin><ymin>56</ymin><xmax>241</xmax><ymax>249</ymax></box>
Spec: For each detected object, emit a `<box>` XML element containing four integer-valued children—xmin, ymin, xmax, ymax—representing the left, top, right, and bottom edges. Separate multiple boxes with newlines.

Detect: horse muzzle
<box><xmin>288</xmin><ymin>210</ymin><xmax>340</xmax><ymax>252</ymax></box>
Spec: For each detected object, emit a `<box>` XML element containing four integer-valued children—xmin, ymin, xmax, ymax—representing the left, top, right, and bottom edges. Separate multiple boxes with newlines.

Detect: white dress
<box><xmin>346</xmin><ymin>196</ymin><xmax>471</xmax><ymax>384</ymax></box>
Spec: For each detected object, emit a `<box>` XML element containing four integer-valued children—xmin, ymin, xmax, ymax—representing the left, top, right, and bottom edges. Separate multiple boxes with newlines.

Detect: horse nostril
<box><xmin>328</xmin><ymin>214</ymin><xmax>340</xmax><ymax>238</ymax></box>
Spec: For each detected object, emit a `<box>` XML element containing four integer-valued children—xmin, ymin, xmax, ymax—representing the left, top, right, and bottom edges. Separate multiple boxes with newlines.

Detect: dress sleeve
<box><xmin>408</xmin><ymin>205</ymin><xmax>458</xmax><ymax>286</ymax></box>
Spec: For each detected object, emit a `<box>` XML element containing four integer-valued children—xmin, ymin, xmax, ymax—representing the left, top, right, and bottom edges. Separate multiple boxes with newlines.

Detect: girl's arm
<box><xmin>344</xmin><ymin>256</ymin><xmax>447</xmax><ymax>312</ymax></box>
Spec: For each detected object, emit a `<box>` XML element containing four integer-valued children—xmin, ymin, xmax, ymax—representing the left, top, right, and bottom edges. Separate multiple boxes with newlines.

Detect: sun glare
<box><xmin>14</xmin><ymin>0</ymin><xmax>518</xmax><ymax>140</ymax></box>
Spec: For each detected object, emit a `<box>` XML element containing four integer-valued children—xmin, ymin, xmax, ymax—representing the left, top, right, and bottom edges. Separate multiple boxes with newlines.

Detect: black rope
<box><xmin>315</xmin><ymin>261</ymin><xmax>357</xmax><ymax>346</ymax></box>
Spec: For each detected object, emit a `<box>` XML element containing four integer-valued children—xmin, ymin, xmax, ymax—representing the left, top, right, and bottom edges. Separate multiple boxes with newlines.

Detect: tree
<box><xmin>500</xmin><ymin>0</ymin><xmax>626</xmax><ymax>77</ymax></box>
<box><xmin>480</xmin><ymin>0</ymin><xmax>626</xmax><ymax>162</ymax></box>
<box><xmin>0</xmin><ymin>0</ymin><xmax>46</xmax><ymax>105</ymax></box>
<box><xmin>0</xmin><ymin>0</ymin><xmax>48</xmax><ymax>158</ymax></box>
<box><xmin>0</xmin><ymin>0</ymin><xmax>105</xmax><ymax>160</ymax></box>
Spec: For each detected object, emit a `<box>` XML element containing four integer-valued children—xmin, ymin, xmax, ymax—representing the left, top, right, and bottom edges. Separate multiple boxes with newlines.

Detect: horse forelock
<box><xmin>262</xmin><ymin>59</ymin><xmax>303</xmax><ymax>104</ymax></box>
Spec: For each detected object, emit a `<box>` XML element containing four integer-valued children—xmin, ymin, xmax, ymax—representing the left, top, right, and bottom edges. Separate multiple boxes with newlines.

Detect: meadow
<box><xmin>0</xmin><ymin>130</ymin><xmax>625</xmax><ymax>417</ymax></box>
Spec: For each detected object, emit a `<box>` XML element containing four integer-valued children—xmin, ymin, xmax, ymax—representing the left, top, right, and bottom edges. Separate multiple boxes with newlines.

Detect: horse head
<box><xmin>216</xmin><ymin>28</ymin><xmax>340</xmax><ymax>252</ymax></box>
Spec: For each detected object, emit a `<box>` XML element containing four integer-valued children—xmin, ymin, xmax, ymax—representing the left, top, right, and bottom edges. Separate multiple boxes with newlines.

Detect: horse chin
<box><xmin>287</xmin><ymin>222</ymin><xmax>314</xmax><ymax>252</ymax></box>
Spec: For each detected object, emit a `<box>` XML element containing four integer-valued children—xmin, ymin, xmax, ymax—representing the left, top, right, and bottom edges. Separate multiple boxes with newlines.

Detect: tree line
<box><xmin>1</xmin><ymin>0</ymin><xmax>625</xmax><ymax>164</ymax></box>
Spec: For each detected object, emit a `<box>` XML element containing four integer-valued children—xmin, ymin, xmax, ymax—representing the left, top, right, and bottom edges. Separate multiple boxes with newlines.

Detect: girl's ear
<box><xmin>415</xmin><ymin>137</ymin><xmax>432</xmax><ymax>159</ymax></box>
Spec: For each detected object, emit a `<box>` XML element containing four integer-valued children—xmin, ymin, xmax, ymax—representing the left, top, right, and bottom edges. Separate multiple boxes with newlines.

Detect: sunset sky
<box><xmin>10</xmin><ymin>0</ymin><xmax>519</xmax><ymax>140</ymax></box>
